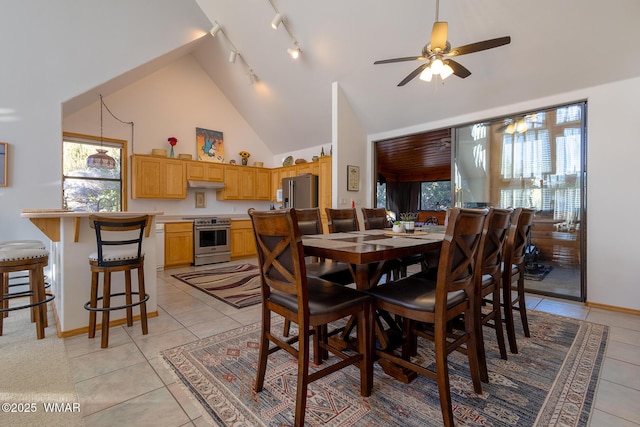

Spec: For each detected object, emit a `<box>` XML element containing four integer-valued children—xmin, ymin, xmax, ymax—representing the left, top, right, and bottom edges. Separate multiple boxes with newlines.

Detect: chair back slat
<box><xmin>480</xmin><ymin>208</ymin><xmax>513</xmax><ymax>277</ymax></box>
<box><xmin>89</xmin><ymin>215</ymin><xmax>148</xmax><ymax>267</ymax></box>
<box><xmin>295</xmin><ymin>208</ymin><xmax>323</xmax><ymax>235</ymax></box>
<box><xmin>249</xmin><ymin>209</ymin><xmax>308</xmax><ymax>301</ymax></box>
<box><xmin>505</xmin><ymin>208</ymin><xmax>536</xmax><ymax>267</ymax></box>
<box><xmin>436</xmin><ymin>208</ymin><xmax>488</xmax><ymax>301</ymax></box>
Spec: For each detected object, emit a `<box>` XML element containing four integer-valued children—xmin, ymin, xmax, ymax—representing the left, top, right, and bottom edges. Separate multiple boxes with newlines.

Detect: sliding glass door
<box><xmin>453</xmin><ymin>102</ymin><xmax>586</xmax><ymax>301</ymax></box>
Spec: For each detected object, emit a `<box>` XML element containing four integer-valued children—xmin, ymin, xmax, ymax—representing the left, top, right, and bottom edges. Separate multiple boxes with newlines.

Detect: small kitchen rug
<box><xmin>172</xmin><ymin>263</ymin><xmax>261</xmax><ymax>309</ymax></box>
<box><xmin>162</xmin><ymin>311</ymin><xmax>608</xmax><ymax>427</ymax></box>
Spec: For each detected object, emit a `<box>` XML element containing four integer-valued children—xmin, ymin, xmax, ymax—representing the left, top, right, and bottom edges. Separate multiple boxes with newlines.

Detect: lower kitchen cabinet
<box><xmin>230</xmin><ymin>220</ymin><xmax>256</xmax><ymax>259</ymax></box>
<box><xmin>164</xmin><ymin>222</ymin><xmax>193</xmax><ymax>268</ymax></box>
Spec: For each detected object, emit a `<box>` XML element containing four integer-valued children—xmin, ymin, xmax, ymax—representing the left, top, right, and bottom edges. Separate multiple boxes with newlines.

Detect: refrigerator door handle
<box><xmin>289</xmin><ymin>179</ymin><xmax>295</xmax><ymax>208</ymax></box>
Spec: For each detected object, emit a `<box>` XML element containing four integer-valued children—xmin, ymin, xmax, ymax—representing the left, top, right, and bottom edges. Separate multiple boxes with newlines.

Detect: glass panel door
<box><xmin>453</xmin><ymin>102</ymin><xmax>586</xmax><ymax>301</ymax></box>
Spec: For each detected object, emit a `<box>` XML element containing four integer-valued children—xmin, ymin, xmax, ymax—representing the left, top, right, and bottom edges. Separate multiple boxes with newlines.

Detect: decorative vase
<box><xmin>241</xmin><ymin>158</ymin><xmax>248</xmax><ymax>166</ymax></box>
<box><xmin>392</xmin><ymin>223</ymin><xmax>405</xmax><ymax>233</ymax></box>
<box><xmin>402</xmin><ymin>221</ymin><xmax>415</xmax><ymax>234</ymax></box>
<box><xmin>169</xmin><ymin>146</ymin><xmax>175</xmax><ymax>158</ymax></box>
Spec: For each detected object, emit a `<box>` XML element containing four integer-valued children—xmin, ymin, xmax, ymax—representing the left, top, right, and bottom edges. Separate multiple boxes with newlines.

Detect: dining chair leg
<box><xmin>493</xmin><ymin>287</ymin><xmax>508</xmax><ymax>360</ymax></box>
<box><xmin>503</xmin><ymin>284</ymin><xmax>519</xmax><ymax>354</ymax></box>
<box><xmin>294</xmin><ymin>326</ymin><xmax>311</xmax><ymax>427</ymax></box>
<box><xmin>517</xmin><ymin>274</ymin><xmax>530</xmax><ymax>337</ymax></box>
<box><xmin>434</xmin><ymin>322</ymin><xmax>455</xmax><ymax>427</ymax></box>
<box><xmin>254</xmin><ymin>310</ymin><xmax>270</xmax><ymax>393</ymax></box>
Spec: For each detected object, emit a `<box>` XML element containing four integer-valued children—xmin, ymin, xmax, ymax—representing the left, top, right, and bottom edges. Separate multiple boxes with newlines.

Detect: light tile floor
<box><xmin>60</xmin><ymin>260</ymin><xmax>640</xmax><ymax>426</ymax></box>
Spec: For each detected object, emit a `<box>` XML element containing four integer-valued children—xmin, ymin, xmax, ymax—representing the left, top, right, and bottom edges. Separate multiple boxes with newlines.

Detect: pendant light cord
<box><xmin>100</xmin><ymin>94</ymin><xmax>135</xmax><ymax>152</ymax></box>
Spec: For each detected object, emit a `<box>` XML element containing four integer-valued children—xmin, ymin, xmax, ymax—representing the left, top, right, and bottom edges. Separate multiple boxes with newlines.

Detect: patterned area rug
<box><xmin>162</xmin><ymin>311</ymin><xmax>607</xmax><ymax>426</ymax></box>
<box><xmin>172</xmin><ymin>263</ymin><xmax>260</xmax><ymax>308</ymax></box>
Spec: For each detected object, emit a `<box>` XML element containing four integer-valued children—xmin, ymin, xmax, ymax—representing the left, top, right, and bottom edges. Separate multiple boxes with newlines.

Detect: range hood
<box><xmin>187</xmin><ymin>180</ymin><xmax>226</xmax><ymax>190</ymax></box>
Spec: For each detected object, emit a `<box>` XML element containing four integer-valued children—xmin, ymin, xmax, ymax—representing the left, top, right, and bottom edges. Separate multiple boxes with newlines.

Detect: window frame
<box><xmin>62</xmin><ymin>132</ymin><xmax>128</xmax><ymax>211</ymax></box>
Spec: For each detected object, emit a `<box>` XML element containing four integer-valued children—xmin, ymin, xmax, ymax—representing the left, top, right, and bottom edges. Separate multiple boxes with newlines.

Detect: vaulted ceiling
<box><xmin>190</xmin><ymin>0</ymin><xmax>640</xmax><ymax>156</ymax></box>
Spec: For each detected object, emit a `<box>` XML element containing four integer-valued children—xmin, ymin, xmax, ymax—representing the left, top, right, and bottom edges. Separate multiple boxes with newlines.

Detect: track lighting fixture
<box><xmin>209</xmin><ymin>21</ymin><xmax>258</xmax><ymax>84</ymax></box>
<box><xmin>267</xmin><ymin>0</ymin><xmax>302</xmax><ymax>60</ymax></box>
<box><xmin>210</xmin><ymin>23</ymin><xmax>221</xmax><ymax>37</ymax></box>
<box><xmin>287</xmin><ymin>46</ymin><xmax>300</xmax><ymax>59</ymax></box>
<box><xmin>271</xmin><ymin>13</ymin><xmax>282</xmax><ymax>30</ymax></box>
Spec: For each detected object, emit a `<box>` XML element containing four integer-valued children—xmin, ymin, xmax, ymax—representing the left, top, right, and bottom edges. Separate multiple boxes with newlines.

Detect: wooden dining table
<box><xmin>302</xmin><ymin>227</ymin><xmax>445</xmax><ymax>291</ymax></box>
<box><xmin>302</xmin><ymin>227</ymin><xmax>445</xmax><ymax>360</ymax></box>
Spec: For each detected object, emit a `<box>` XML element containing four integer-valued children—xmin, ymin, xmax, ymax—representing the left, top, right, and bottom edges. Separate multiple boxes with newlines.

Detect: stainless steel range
<box><xmin>192</xmin><ymin>217</ymin><xmax>231</xmax><ymax>265</ymax></box>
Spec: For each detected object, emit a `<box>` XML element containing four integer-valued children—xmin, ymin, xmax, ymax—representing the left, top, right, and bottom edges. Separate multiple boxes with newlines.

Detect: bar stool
<box><xmin>0</xmin><ymin>247</ymin><xmax>53</xmax><ymax>339</ymax></box>
<box><xmin>85</xmin><ymin>215</ymin><xmax>149</xmax><ymax>348</ymax></box>
<box><xmin>0</xmin><ymin>240</ymin><xmax>48</xmax><ymax>320</ymax></box>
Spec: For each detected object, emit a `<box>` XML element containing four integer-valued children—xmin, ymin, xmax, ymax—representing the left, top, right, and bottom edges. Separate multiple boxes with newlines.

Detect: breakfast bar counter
<box><xmin>21</xmin><ymin>210</ymin><xmax>164</xmax><ymax>337</ymax></box>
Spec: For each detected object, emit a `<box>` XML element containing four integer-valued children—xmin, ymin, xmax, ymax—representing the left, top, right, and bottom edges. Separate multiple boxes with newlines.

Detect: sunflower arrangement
<box><xmin>239</xmin><ymin>150</ymin><xmax>251</xmax><ymax>165</ymax></box>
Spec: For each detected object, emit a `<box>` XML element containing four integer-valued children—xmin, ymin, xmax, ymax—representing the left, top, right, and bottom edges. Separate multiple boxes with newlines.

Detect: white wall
<box><xmin>63</xmin><ymin>55</ymin><xmax>274</xmax><ymax>216</ymax></box>
<box><xmin>369</xmin><ymin>76</ymin><xmax>640</xmax><ymax>311</ymax></box>
<box><xmin>333</xmin><ymin>82</ymin><xmax>369</xmax><ymax>220</ymax></box>
<box><xmin>0</xmin><ymin>0</ymin><xmax>211</xmax><ymax>241</ymax></box>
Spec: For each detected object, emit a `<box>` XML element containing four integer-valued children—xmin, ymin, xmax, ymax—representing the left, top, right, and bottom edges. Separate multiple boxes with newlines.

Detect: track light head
<box><xmin>271</xmin><ymin>13</ymin><xmax>282</xmax><ymax>29</ymax></box>
<box><xmin>210</xmin><ymin>23</ymin><xmax>221</xmax><ymax>37</ymax></box>
<box><xmin>228</xmin><ymin>50</ymin><xmax>237</xmax><ymax>63</ymax></box>
<box><xmin>287</xmin><ymin>47</ymin><xmax>300</xmax><ymax>59</ymax></box>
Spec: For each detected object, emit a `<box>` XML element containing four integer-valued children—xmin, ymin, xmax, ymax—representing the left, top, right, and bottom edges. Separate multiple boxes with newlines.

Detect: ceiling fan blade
<box><xmin>431</xmin><ymin>21</ymin><xmax>448</xmax><ymax>52</ymax></box>
<box><xmin>398</xmin><ymin>63</ymin><xmax>429</xmax><ymax>86</ymax></box>
<box><xmin>445</xmin><ymin>59</ymin><xmax>471</xmax><ymax>78</ymax></box>
<box><xmin>374</xmin><ymin>56</ymin><xmax>425</xmax><ymax>65</ymax></box>
<box><xmin>447</xmin><ymin>36</ymin><xmax>511</xmax><ymax>57</ymax></box>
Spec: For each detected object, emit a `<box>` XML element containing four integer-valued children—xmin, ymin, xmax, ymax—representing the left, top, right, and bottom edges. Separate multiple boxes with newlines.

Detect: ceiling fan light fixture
<box><xmin>287</xmin><ymin>46</ymin><xmax>300</xmax><ymax>59</ymax></box>
<box><xmin>271</xmin><ymin>13</ymin><xmax>282</xmax><ymax>29</ymax></box>
<box><xmin>440</xmin><ymin>63</ymin><xmax>454</xmax><ymax>79</ymax></box>
<box><xmin>516</xmin><ymin>120</ymin><xmax>528</xmax><ymax>133</ymax></box>
<box><xmin>430</xmin><ymin>57</ymin><xmax>444</xmax><ymax>74</ymax></box>
<box><xmin>505</xmin><ymin>123</ymin><xmax>515</xmax><ymax>134</ymax></box>
<box><xmin>419</xmin><ymin>67</ymin><xmax>433</xmax><ymax>82</ymax></box>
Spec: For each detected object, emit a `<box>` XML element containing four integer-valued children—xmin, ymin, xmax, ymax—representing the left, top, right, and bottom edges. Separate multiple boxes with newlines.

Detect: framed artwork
<box><xmin>196</xmin><ymin>128</ymin><xmax>224</xmax><ymax>163</ymax></box>
<box><xmin>195</xmin><ymin>192</ymin><xmax>206</xmax><ymax>208</ymax></box>
<box><xmin>0</xmin><ymin>142</ymin><xmax>7</xmax><ymax>187</ymax></box>
<box><xmin>347</xmin><ymin>165</ymin><xmax>359</xmax><ymax>191</ymax></box>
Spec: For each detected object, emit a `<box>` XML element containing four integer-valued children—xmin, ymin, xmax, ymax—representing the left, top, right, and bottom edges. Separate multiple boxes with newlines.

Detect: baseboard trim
<box><xmin>57</xmin><ymin>311</ymin><xmax>159</xmax><ymax>338</ymax></box>
<box><xmin>585</xmin><ymin>301</ymin><xmax>640</xmax><ymax>316</ymax></box>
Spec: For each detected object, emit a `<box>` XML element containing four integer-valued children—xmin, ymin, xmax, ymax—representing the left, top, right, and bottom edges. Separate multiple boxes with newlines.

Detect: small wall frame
<box><xmin>347</xmin><ymin>165</ymin><xmax>359</xmax><ymax>191</ymax></box>
<box><xmin>195</xmin><ymin>192</ymin><xmax>206</xmax><ymax>208</ymax></box>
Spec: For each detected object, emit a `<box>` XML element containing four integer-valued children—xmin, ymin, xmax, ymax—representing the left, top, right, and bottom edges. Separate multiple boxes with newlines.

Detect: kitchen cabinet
<box><xmin>230</xmin><ymin>220</ymin><xmax>256</xmax><ymax>259</ymax></box>
<box><xmin>186</xmin><ymin>161</ymin><xmax>224</xmax><ymax>182</ymax></box>
<box><xmin>218</xmin><ymin>165</ymin><xmax>271</xmax><ymax>201</ymax></box>
<box><xmin>131</xmin><ymin>155</ymin><xmax>186</xmax><ymax>199</ymax></box>
<box><xmin>164</xmin><ymin>222</ymin><xmax>193</xmax><ymax>268</ymax></box>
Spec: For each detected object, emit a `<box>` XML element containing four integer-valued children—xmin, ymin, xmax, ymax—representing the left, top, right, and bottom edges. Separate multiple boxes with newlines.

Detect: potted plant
<box><xmin>392</xmin><ymin>220</ymin><xmax>405</xmax><ymax>233</ymax></box>
<box><xmin>399</xmin><ymin>212</ymin><xmax>417</xmax><ymax>234</ymax></box>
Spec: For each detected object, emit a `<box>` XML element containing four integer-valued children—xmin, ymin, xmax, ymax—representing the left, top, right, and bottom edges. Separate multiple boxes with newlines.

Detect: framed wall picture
<box><xmin>347</xmin><ymin>165</ymin><xmax>359</xmax><ymax>191</ymax></box>
<box><xmin>195</xmin><ymin>192</ymin><xmax>206</xmax><ymax>208</ymax></box>
<box><xmin>196</xmin><ymin>127</ymin><xmax>224</xmax><ymax>163</ymax></box>
<box><xmin>0</xmin><ymin>142</ymin><xmax>7</xmax><ymax>187</ymax></box>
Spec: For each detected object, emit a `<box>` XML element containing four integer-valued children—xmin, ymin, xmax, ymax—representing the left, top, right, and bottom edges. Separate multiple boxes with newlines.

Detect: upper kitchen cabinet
<box><xmin>131</xmin><ymin>155</ymin><xmax>186</xmax><ymax>199</ymax></box>
<box><xmin>217</xmin><ymin>165</ymin><xmax>270</xmax><ymax>201</ymax></box>
<box><xmin>186</xmin><ymin>160</ymin><xmax>224</xmax><ymax>182</ymax></box>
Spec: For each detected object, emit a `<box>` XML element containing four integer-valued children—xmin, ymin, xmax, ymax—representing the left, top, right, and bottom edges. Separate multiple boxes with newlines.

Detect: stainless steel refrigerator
<box><xmin>282</xmin><ymin>174</ymin><xmax>318</xmax><ymax>208</ymax></box>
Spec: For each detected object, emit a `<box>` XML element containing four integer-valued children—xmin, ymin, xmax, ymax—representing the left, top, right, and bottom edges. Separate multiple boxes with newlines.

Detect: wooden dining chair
<box><xmin>248</xmin><ymin>208</ymin><xmax>372</xmax><ymax>427</ymax></box>
<box><xmin>361</xmin><ymin>207</ymin><xmax>389</xmax><ymax>230</ymax></box>
<box><xmin>325</xmin><ymin>208</ymin><xmax>359</xmax><ymax>233</ymax></box>
<box><xmin>366</xmin><ymin>208</ymin><xmax>488</xmax><ymax>427</ymax></box>
<box><xmin>295</xmin><ymin>208</ymin><xmax>353</xmax><ymax>284</ymax></box>
<box><xmin>282</xmin><ymin>208</ymin><xmax>354</xmax><ymax>339</ymax></box>
<box><xmin>502</xmin><ymin>207</ymin><xmax>536</xmax><ymax>354</ymax></box>
<box><xmin>474</xmin><ymin>207</ymin><xmax>512</xmax><ymax>382</ymax></box>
